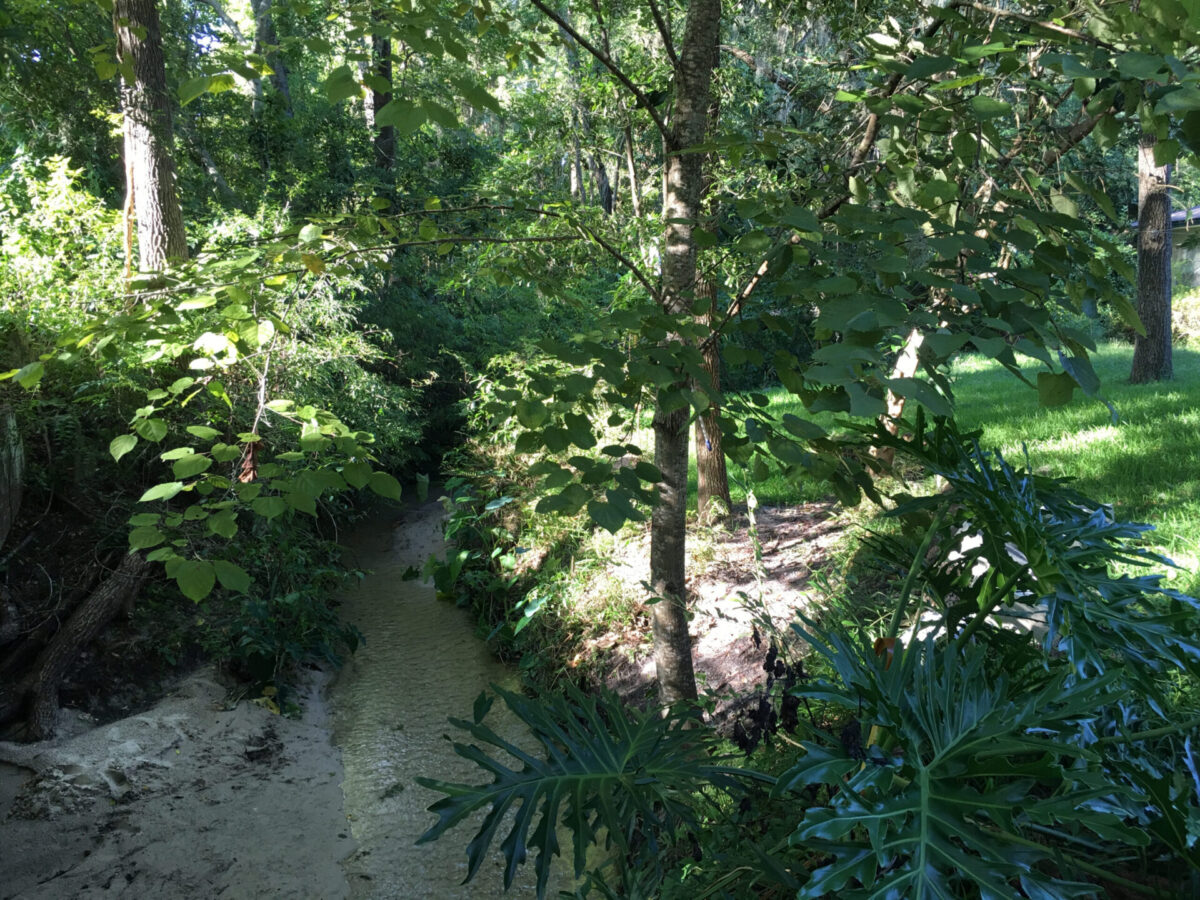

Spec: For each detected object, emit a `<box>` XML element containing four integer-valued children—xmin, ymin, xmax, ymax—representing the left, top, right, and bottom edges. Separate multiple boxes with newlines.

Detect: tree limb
<box><xmin>647</xmin><ymin>0</ymin><xmax>679</xmax><ymax>70</ymax></box>
<box><xmin>196</xmin><ymin>0</ymin><xmax>247</xmax><ymax>42</ymax></box>
<box><xmin>720</xmin><ymin>44</ymin><xmax>795</xmax><ymax>92</ymax></box>
<box><xmin>962</xmin><ymin>1</ymin><xmax>1116</xmax><ymax>50</ymax></box>
<box><xmin>530</xmin><ymin>0</ymin><xmax>671</xmax><ymax>140</ymax></box>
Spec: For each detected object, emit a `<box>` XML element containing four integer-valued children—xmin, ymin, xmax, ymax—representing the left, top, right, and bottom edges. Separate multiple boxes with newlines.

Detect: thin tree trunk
<box><xmin>114</xmin><ymin>0</ymin><xmax>188</xmax><ymax>272</ymax></box>
<box><xmin>0</xmin><ymin>407</ymin><xmax>22</xmax><ymax>553</ymax></box>
<box><xmin>650</xmin><ymin>0</ymin><xmax>721</xmax><ymax>705</ymax></box>
<box><xmin>371</xmin><ymin>22</ymin><xmax>394</xmax><ymax>172</ymax></box>
<box><xmin>250</xmin><ymin>0</ymin><xmax>292</xmax><ymax>117</ymax></box>
<box><xmin>870</xmin><ymin>328</ymin><xmax>925</xmax><ymax>466</ymax></box>
<box><xmin>694</xmin><ymin>280</ymin><xmax>730</xmax><ymax>523</ymax></box>
<box><xmin>0</xmin><ymin>554</ymin><xmax>150</xmax><ymax>741</ymax></box>
<box><xmin>623</xmin><ymin>124</ymin><xmax>641</xmax><ymax>217</ymax></box>
<box><xmin>1131</xmin><ymin>133</ymin><xmax>1173</xmax><ymax>383</ymax></box>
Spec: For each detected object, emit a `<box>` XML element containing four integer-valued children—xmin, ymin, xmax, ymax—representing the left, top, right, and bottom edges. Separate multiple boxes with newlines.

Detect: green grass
<box><xmin>696</xmin><ymin>341</ymin><xmax>1200</xmax><ymax>593</ymax></box>
<box><xmin>950</xmin><ymin>342</ymin><xmax>1200</xmax><ymax>592</ymax></box>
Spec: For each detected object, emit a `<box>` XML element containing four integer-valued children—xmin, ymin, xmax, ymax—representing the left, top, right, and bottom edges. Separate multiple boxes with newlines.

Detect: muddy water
<box><xmin>331</xmin><ymin>501</ymin><xmax>561</xmax><ymax>899</ymax></box>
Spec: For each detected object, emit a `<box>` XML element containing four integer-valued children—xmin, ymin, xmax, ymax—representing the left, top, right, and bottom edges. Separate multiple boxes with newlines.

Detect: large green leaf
<box><xmin>417</xmin><ymin>686</ymin><xmax>764</xmax><ymax>899</ymax></box>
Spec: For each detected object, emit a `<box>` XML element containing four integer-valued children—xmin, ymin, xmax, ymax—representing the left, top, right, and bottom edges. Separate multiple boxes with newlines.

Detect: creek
<box><xmin>330</xmin><ymin>500</ymin><xmax>561</xmax><ymax>898</ymax></box>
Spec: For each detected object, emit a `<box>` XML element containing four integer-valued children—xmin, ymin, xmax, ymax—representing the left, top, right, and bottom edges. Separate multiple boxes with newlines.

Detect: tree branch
<box><xmin>196</xmin><ymin>0</ymin><xmax>247</xmax><ymax>42</ymax></box>
<box><xmin>647</xmin><ymin>0</ymin><xmax>679</xmax><ymax>70</ymax></box>
<box><xmin>720</xmin><ymin>44</ymin><xmax>795</xmax><ymax>92</ymax></box>
<box><xmin>962</xmin><ymin>1</ymin><xmax>1116</xmax><ymax>50</ymax></box>
<box><xmin>530</xmin><ymin>0</ymin><xmax>671</xmax><ymax>140</ymax></box>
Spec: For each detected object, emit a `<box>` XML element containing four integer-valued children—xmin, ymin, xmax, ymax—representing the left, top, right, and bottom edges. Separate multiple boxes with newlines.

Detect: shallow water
<box><xmin>330</xmin><ymin>501</ymin><xmax>561</xmax><ymax>899</ymax></box>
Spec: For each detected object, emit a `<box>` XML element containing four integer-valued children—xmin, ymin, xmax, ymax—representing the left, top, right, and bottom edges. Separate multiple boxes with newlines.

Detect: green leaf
<box><xmin>128</xmin><ymin>526</ymin><xmax>165</xmax><ymax>551</ymax></box>
<box><xmin>376</xmin><ymin>99</ymin><xmax>427</xmax><ymax>134</ymax></box>
<box><xmin>208</xmin><ymin>510</ymin><xmax>238</xmax><ymax>539</ymax></box>
<box><xmin>175</xmin><ymin>560</ymin><xmax>216</xmax><ymax>602</ymax></box>
<box><xmin>299</xmin><ymin>223</ymin><xmax>323</xmax><ymax>243</ymax></box>
<box><xmin>423</xmin><ymin>100</ymin><xmax>459</xmax><ymax>128</ymax></box>
<box><xmin>586</xmin><ymin>500</ymin><xmax>626</xmax><ymax>534</ymax></box>
<box><xmin>1037</xmin><ymin>371</ymin><xmax>1076</xmax><ymax>407</ymax></box>
<box><xmin>516</xmin><ymin>399</ymin><xmax>549</xmax><ymax>428</ymax></box>
<box><xmin>251</xmin><ymin>496</ymin><xmax>289</xmax><ymax>519</ymax></box>
<box><xmin>212</xmin><ymin>560</ymin><xmax>251</xmax><ymax>594</ymax></box>
<box><xmin>343</xmin><ymin>460</ymin><xmax>372</xmax><ymax>489</ymax></box>
<box><xmin>186</xmin><ymin>425</ymin><xmax>221</xmax><ymax>440</ymax></box>
<box><xmin>324</xmin><ymin>65</ymin><xmax>360</xmax><ymax>103</ymax></box>
<box><xmin>110</xmin><ymin>433</ymin><xmax>138</xmax><ymax>462</ymax></box>
<box><xmin>139</xmin><ymin>481</ymin><xmax>184</xmax><ymax>503</ymax></box>
<box><xmin>369</xmin><ymin>471</ymin><xmax>402</xmax><ymax>501</ymax></box>
<box><xmin>415</xmin><ymin>685</ymin><xmax>755</xmax><ymax>897</ymax></box>
<box><xmin>135</xmin><ymin>418</ymin><xmax>169</xmax><ymax>442</ymax></box>
<box><xmin>13</xmin><ymin>361</ymin><xmax>45</xmax><ymax>389</ymax></box>
<box><xmin>1157</xmin><ymin>85</ymin><xmax>1200</xmax><ymax>114</ymax></box>
<box><xmin>179</xmin><ymin>75</ymin><xmax>212</xmax><ymax>106</ymax></box>
<box><xmin>1115</xmin><ymin>51</ymin><xmax>1166</xmax><ymax>80</ymax></box>
<box><xmin>969</xmin><ymin>95</ymin><xmax>1011</xmax><ymax>119</ymax></box>
<box><xmin>172</xmin><ymin>454</ymin><xmax>213</xmax><ymax>479</ymax></box>
<box><xmin>1153</xmin><ymin>139</ymin><xmax>1181</xmax><ymax>167</ymax></box>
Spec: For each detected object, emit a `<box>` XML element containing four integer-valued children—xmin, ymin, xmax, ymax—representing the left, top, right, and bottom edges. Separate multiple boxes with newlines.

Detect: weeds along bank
<box><xmin>0</xmin><ymin>158</ymin><xmax>580</xmax><ymax>736</ymax></box>
<box><xmin>425</xmin><ymin>351</ymin><xmax>1200</xmax><ymax>898</ymax></box>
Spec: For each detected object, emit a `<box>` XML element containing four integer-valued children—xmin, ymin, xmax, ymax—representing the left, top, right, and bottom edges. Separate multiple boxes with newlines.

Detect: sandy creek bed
<box><xmin>0</xmin><ymin>501</ymin><xmax>546</xmax><ymax>899</ymax></box>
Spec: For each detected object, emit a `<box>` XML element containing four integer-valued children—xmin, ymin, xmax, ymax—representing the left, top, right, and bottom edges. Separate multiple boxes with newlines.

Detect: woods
<box><xmin>4</xmin><ymin>0</ymin><xmax>1200</xmax><ymax>895</ymax></box>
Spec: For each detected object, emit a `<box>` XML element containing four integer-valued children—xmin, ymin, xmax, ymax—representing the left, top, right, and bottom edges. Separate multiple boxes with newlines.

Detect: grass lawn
<box><xmin>950</xmin><ymin>342</ymin><xmax>1200</xmax><ymax>592</ymax></box>
<box><xmin>694</xmin><ymin>341</ymin><xmax>1200</xmax><ymax>593</ymax></box>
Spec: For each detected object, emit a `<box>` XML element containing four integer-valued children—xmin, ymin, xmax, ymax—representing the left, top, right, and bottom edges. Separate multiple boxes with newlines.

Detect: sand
<box><xmin>0</xmin><ymin>668</ymin><xmax>354</xmax><ymax>900</ymax></box>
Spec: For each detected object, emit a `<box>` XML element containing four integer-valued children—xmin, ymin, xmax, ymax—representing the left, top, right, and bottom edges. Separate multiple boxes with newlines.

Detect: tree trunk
<box><xmin>0</xmin><ymin>554</ymin><xmax>150</xmax><ymax>741</ymax></box>
<box><xmin>623</xmin><ymin>124</ymin><xmax>642</xmax><ymax>217</ymax></box>
<box><xmin>114</xmin><ymin>0</ymin><xmax>188</xmax><ymax>272</ymax></box>
<box><xmin>650</xmin><ymin>0</ymin><xmax>721</xmax><ymax>705</ymax></box>
<box><xmin>873</xmin><ymin>327</ymin><xmax>925</xmax><ymax>467</ymax></box>
<box><xmin>1131</xmin><ymin>133</ymin><xmax>1173</xmax><ymax>383</ymax></box>
<box><xmin>694</xmin><ymin>281</ymin><xmax>730</xmax><ymax>524</ymax></box>
<box><xmin>371</xmin><ymin>21</ymin><xmax>394</xmax><ymax>173</ymax></box>
<box><xmin>250</xmin><ymin>0</ymin><xmax>293</xmax><ymax>117</ymax></box>
<box><xmin>0</xmin><ymin>407</ymin><xmax>22</xmax><ymax>553</ymax></box>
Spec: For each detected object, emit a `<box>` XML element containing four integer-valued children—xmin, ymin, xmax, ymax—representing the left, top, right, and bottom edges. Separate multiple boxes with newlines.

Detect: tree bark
<box><xmin>623</xmin><ymin>124</ymin><xmax>642</xmax><ymax>217</ymax></box>
<box><xmin>694</xmin><ymin>280</ymin><xmax>730</xmax><ymax>523</ymax></box>
<box><xmin>250</xmin><ymin>0</ymin><xmax>293</xmax><ymax>117</ymax></box>
<box><xmin>0</xmin><ymin>554</ymin><xmax>150</xmax><ymax>741</ymax></box>
<box><xmin>371</xmin><ymin>20</ymin><xmax>394</xmax><ymax>172</ymax></box>
<box><xmin>650</xmin><ymin>0</ymin><xmax>721</xmax><ymax>705</ymax></box>
<box><xmin>0</xmin><ymin>407</ymin><xmax>22</xmax><ymax>553</ymax></box>
<box><xmin>114</xmin><ymin>0</ymin><xmax>188</xmax><ymax>272</ymax></box>
<box><xmin>1131</xmin><ymin>133</ymin><xmax>1173</xmax><ymax>383</ymax></box>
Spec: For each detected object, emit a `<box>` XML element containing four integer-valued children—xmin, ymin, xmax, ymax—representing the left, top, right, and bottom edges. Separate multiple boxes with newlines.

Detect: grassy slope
<box><xmin>704</xmin><ymin>341</ymin><xmax>1200</xmax><ymax>593</ymax></box>
<box><xmin>951</xmin><ymin>343</ymin><xmax>1200</xmax><ymax>591</ymax></box>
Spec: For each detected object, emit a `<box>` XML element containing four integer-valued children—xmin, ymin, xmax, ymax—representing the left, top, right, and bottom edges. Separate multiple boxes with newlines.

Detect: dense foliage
<box><xmin>3</xmin><ymin>0</ymin><xmax>1200</xmax><ymax>894</ymax></box>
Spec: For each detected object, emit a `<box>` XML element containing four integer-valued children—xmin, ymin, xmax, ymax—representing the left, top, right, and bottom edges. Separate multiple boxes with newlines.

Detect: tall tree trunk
<box><xmin>1131</xmin><ymin>133</ymin><xmax>1173</xmax><ymax>383</ymax></box>
<box><xmin>114</xmin><ymin>0</ymin><xmax>188</xmax><ymax>272</ymax></box>
<box><xmin>371</xmin><ymin>19</ymin><xmax>394</xmax><ymax>173</ymax></box>
<box><xmin>0</xmin><ymin>407</ymin><xmax>21</xmax><ymax>553</ymax></box>
<box><xmin>623</xmin><ymin>124</ymin><xmax>642</xmax><ymax>217</ymax></box>
<box><xmin>694</xmin><ymin>280</ymin><xmax>730</xmax><ymax>523</ymax></box>
<box><xmin>250</xmin><ymin>0</ymin><xmax>293</xmax><ymax>117</ymax></box>
<box><xmin>650</xmin><ymin>0</ymin><xmax>721</xmax><ymax>705</ymax></box>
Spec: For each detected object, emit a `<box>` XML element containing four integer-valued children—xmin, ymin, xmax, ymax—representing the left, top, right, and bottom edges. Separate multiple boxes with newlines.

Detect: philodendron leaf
<box><xmin>416</xmin><ymin>685</ymin><xmax>763</xmax><ymax>900</ymax></box>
